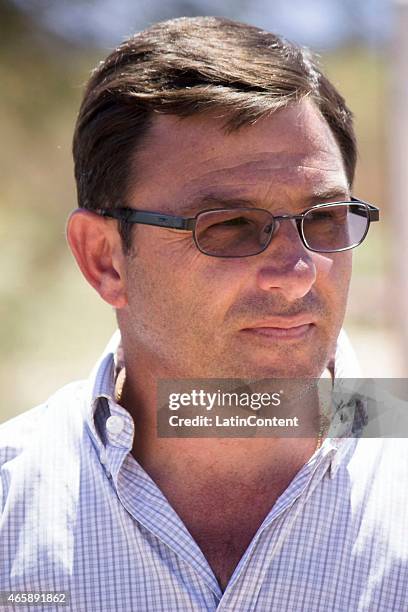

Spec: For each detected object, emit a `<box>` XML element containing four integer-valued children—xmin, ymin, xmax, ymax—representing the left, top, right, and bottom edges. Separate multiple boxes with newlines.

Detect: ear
<box><xmin>66</xmin><ymin>209</ymin><xmax>128</xmax><ymax>308</ymax></box>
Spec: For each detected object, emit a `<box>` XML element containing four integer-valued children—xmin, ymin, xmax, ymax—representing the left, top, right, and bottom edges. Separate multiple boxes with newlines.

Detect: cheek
<box><xmin>135</xmin><ymin>228</ymin><xmax>248</xmax><ymax>309</ymax></box>
<box><xmin>313</xmin><ymin>251</ymin><xmax>352</xmax><ymax>315</ymax></box>
<box><xmin>123</xmin><ymin>232</ymin><xmax>222</xmax><ymax>327</ymax></box>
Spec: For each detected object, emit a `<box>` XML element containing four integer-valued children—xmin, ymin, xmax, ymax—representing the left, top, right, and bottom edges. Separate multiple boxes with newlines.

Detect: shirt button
<box><xmin>100</xmin><ymin>449</ymin><xmax>108</xmax><ymax>465</ymax></box>
<box><xmin>106</xmin><ymin>415</ymin><xmax>124</xmax><ymax>435</ymax></box>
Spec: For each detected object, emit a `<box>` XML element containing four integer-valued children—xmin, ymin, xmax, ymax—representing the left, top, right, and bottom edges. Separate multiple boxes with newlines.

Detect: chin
<box><xmin>239</xmin><ymin>351</ymin><xmax>330</xmax><ymax>379</ymax></box>
<box><xmin>222</xmin><ymin>328</ymin><xmax>331</xmax><ymax>379</ymax></box>
<box><xmin>212</xmin><ymin>360</ymin><xmax>324</xmax><ymax>380</ymax></box>
<box><xmin>250</xmin><ymin>365</ymin><xmax>324</xmax><ymax>380</ymax></box>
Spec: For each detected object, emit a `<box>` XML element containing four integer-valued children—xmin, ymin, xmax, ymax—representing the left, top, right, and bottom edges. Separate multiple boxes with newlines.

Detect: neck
<box><xmin>119</xmin><ymin>363</ymin><xmax>323</xmax><ymax>490</ymax></box>
<box><xmin>115</xmin><ymin>343</ymin><xmax>329</xmax><ymax>592</ymax></box>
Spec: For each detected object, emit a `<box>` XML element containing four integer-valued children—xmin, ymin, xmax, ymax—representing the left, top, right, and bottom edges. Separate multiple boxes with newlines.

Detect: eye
<box><xmin>308</xmin><ymin>208</ymin><xmax>347</xmax><ymax>222</ymax></box>
<box><xmin>309</xmin><ymin>210</ymin><xmax>331</xmax><ymax>220</ymax></box>
<box><xmin>217</xmin><ymin>216</ymin><xmax>253</xmax><ymax>227</ymax></box>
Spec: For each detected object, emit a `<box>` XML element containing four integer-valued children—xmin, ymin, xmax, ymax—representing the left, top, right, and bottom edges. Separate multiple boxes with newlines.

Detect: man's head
<box><xmin>72</xmin><ymin>16</ymin><xmax>356</xmax><ymax>250</ymax></box>
<box><xmin>68</xmin><ymin>16</ymin><xmax>358</xmax><ymax>380</ymax></box>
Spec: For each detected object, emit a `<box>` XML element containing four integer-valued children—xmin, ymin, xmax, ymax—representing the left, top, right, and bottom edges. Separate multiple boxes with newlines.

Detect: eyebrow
<box><xmin>178</xmin><ymin>187</ymin><xmax>351</xmax><ymax>217</ymax></box>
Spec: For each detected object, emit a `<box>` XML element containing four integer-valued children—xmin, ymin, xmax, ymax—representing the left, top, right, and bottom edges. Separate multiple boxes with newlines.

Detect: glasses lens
<box><xmin>195</xmin><ymin>208</ymin><xmax>273</xmax><ymax>257</ymax></box>
<box><xmin>302</xmin><ymin>203</ymin><xmax>369</xmax><ymax>252</ymax></box>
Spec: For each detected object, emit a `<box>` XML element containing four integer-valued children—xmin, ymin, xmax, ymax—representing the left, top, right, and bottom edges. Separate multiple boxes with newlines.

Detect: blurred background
<box><xmin>1</xmin><ymin>0</ymin><xmax>407</xmax><ymax>422</ymax></box>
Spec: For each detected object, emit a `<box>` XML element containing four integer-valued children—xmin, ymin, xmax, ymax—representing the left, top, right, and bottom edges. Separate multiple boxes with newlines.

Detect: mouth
<box><xmin>240</xmin><ymin>318</ymin><xmax>316</xmax><ymax>340</ymax></box>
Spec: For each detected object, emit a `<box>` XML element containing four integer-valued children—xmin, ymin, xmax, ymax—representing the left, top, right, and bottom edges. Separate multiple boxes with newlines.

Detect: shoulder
<box><xmin>342</xmin><ymin>438</ymin><xmax>408</xmax><ymax>562</ymax></box>
<box><xmin>0</xmin><ymin>381</ymin><xmax>97</xmax><ymax>590</ymax></box>
<box><xmin>0</xmin><ymin>380</ymin><xmax>88</xmax><ymax>504</ymax></box>
<box><xmin>349</xmin><ymin>437</ymin><xmax>408</xmax><ymax>475</ymax></box>
<box><xmin>0</xmin><ymin>380</ymin><xmax>87</xmax><ymax>453</ymax></box>
<box><xmin>344</xmin><ymin>437</ymin><xmax>408</xmax><ymax>520</ymax></box>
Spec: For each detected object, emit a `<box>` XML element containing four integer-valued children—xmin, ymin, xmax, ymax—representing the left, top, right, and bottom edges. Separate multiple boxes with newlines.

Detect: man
<box><xmin>1</xmin><ymin>16</ymin><xmax>406</xmax><ymax>612</ymax></box>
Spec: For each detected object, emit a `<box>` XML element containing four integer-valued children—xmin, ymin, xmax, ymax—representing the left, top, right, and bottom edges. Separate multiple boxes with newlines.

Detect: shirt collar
<box><xmin>321</xmin><ymin>327</ymin><xmax>364</xmax><ymax>477</ymax></box>
<box><xmin>83</xmin><ymin>330</ymin><xmax>131</xmax><ymax>460</ymax></box>
<box><xmin>87</xmin><ymin>329</ymin><xmax>123</xmax><ymax>404</ymax></box>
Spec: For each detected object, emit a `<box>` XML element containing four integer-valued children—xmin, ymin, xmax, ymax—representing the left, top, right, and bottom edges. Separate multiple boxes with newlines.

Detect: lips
<box><xmin>240</xmin><ymin>317</ymin><xmax>316</xmax><ymax>340</ymax></box>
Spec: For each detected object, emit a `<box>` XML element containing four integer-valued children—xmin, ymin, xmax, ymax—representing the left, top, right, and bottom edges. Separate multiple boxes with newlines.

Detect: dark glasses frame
<box><xmin>99</xmin><ymin>197</ymin><xmax>380</xmax><ymax>257</ymax></box>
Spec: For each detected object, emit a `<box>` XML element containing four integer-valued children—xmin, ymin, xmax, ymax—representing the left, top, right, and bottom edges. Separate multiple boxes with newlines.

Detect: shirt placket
<box><xmin>216</xmin><ymin>446</ymin><xmax>337</xmax><ymax>611</ymax></box>
<box><xmin>101</xmin><ymin>399</ymin><xmax>223</xmax><ymax>601</ymax></box>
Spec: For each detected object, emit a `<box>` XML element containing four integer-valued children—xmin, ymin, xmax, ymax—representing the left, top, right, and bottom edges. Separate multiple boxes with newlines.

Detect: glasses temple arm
<box><xmin>350</xmin><ymin>198</ymin><xmax>380</xmax><ymax>222</ymax></box>
<box><xmin>100</xmin><ymin>208</ymin><xmax>195</xmax><ymax>230</ymax></box>
<box><xmin>367</xmin><ymin>205</ymin><xmax>380</xmax><ymax>222</ymax></box>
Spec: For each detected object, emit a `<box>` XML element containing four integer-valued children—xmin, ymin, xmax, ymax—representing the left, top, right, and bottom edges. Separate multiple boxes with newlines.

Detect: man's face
<box><xmin>118</xmin><ymin>99</ymin><xmax>352</xmax><ymax>379</ymax></box>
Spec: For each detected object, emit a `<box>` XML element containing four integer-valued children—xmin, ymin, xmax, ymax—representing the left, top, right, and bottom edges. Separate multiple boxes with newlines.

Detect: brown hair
<box><xmin>73</xmin><ymin>16</ymin><xmax>357</xmax><ymax>252</ymax></box>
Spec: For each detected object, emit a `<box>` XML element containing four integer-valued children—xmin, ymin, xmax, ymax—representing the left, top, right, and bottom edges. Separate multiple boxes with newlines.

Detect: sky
<box><xmin>12</xmin><ymin>0</ymin><xmax>392</xmax><ymax>50</ymax></box>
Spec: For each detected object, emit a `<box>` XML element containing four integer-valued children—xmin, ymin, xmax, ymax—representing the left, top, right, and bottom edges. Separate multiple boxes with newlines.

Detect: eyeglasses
<box><xmin>99</xmin><ymin>197</ymin><xmax>379</xmax><ymax>258</ymax></box>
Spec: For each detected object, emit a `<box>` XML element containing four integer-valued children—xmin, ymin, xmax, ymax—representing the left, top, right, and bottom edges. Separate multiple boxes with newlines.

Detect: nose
<box><xmin>255</xmin><ymin>218</ymin><xmax>317</xmax><ymax>300</ymax></box>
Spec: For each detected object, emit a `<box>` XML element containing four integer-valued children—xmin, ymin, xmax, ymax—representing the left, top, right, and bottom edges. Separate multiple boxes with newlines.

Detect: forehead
<box><xmin>129</xmin><ymin>99</ymin><xmax>348</xmax><ymax>211</ymax></box>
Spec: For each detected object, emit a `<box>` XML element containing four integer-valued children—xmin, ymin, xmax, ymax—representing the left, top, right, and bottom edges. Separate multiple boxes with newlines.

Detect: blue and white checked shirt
<box><xmin>1</xmin><ymin>331</ymin><xmax>408</xmax><ymax>611</ymax></box>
